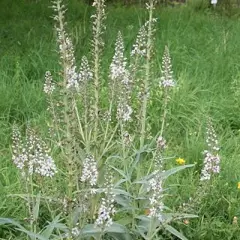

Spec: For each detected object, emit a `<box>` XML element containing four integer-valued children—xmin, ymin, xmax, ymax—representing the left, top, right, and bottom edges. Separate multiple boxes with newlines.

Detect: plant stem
<box><xmin>93</xmin><ymin>0</ymin><xmax>105</xmax><ymax>145</ymax></box>
<box><xmin>140</xmin><ymin>0</ymin><xmax>154</xmax><ymax>149</ymax></box>
<box><xmin>160</xmin><ymin>91</ymin><xmax>168</xmax><ymax>137</ymax></box>
<box><xmin>56</xmin><ymin>0</ymin><xmax>74</xmax><ymax>228</ymax></box>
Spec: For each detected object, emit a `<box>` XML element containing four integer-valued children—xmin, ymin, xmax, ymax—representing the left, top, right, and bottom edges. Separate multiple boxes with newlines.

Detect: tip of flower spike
<box><xmin>238</xmin><ymin>182</ymin><xmax>240</xmax><ymax>189</ymax></box>
<box><xmin>176</xmin><ymin>158</ymin><xmax>185</xmax><ymax>165</ymax></box>
<box><xmin>233</xmin><ymin>216</ymin><xmax>238</xmax><ymax>225</ymax></box>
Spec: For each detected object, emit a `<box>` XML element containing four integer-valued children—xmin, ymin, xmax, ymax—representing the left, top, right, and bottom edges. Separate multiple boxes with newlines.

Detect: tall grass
<box><xmin>1</xmin><ymin>0</ymin><xmax>240</xmax><ymax>239</ymax></box>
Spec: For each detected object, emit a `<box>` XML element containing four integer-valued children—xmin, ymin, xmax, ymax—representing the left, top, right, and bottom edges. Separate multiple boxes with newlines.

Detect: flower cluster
<box><xmin>200</xmin><ymin>151</ymin><xmax>220</xmax><ymax>181</ymax></box>
<box><xmin>44</xmin><ymin>71</ymin><xmax>55</xmax><ymax>95</ymax></box>
<box><xmin>110</xmin><ymin>32</ymin><xmax>128</xmax><ymax>81</ymax></box>
<box><xmin>147</xmin><ymin>171</ymin><xmax>164</xmax><ymax>222</ymax></box>
<box><xmin>205</xmin><ymin>120</ymin><xmax>220</xmax><ymax>152</ymax></box>
<box><xmin>110</xmin><ymin>32</ymin><xmax>125</xmax><ymax>79</ymax></box>
<box><xmin>131</xmin><ymin>22</ymin><xmax>147</xmax><ymax>57</ymax></box>
<box><xmin>79</xmin><ymin>56</ymin><xmax>93</xmax><ymax>84</ymax></box>
<box><xmin>200</xmin><ymin>119</ymin><xmax>220</xmax><ymax>181</ymax></box>
<box><xmin>12</xmin><ymin>125</ymin><xmax>57</xmax><ymax>177</ymax></box>
<box><xmin>156</xmin><ymin>136</ymin><xmax>167</xmax><ymax>151</ymax></box>
<box><xmin>12</xmin><ymin>125</ymin><xmax>27</xmax><ymax>170</ymax></box>
<box><xmin>146</xmin><ymin>0</ymin><xmax>157</xmax><ymax>10</ymax></box>
<box><xmin>52</xmin><ymin>0</ymin><xmax>80</xmax><ymax>90</ymax></box>
<box><xmin>95</xmin><ymin>173</ymin><xmax>116</xmax><ymax>228</ymax></box>
<box><xmin>80</xmin><ymin>155</ymin><xmax>98</xmax><ymax>186</ymax></box>
<box><xmin>71</xmin><ymin>226</ymin><xmax>80</xmax><ymax>237</ymax></box>
<box><xmin>61</xmin><ymin>36</ymin><xmax>79</xmax><ymax>90</ymax></box>
<box><xmin>110</xmin><ymin>32</ymin><xmax>132</xmax><ymax>122</ymax></box>
<box><xmin>91</xmin><ymin>0</ymin><xmax>106</xmax><ymax>50</ymax></box>
<box><xmin>117</xmin><ymin>103</ymin><xmax>133</xmax><ymax>122</ymax></box>
<box><xmin>160</xmin><ymin>46</ymin><xmax>175</xmax><ymax>88</ymax></box>
<box><xmin>131</xmin><ymin>19</ymin><xmax>157</xmax><ymax>57</ymax></box>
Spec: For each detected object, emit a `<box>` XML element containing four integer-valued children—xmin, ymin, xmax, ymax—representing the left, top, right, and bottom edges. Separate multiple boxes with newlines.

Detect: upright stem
<box><xmin>24</xmin><ymin>175</ymin><xmax>33</xmax><ymax>240</ymax></box>
<box><xmin>93</xmin><ymin>41</ymin><xmax>100</xmax><ymax>144</ymax></box>
<box><xmin>160</xmin><ymin>91</ymin><xmax>168</xmax><ymax>137</ymax></box>
<box><xmin>49</xmin><ymin>95</ymin><xmax>62</xmax><ymax>148</ymax></box>
<box><xmin>140</xmin><ymin>1</ymin><xmax>154</xmax><ymax>149</ymax></box>
<box><xmin>93</xmin><ymin>0</ymin><xmax>105</xmax><ymax>144</ymax></box>
<box><xmin>55</xmin><ymin>0</ymin><xmax>74</xmax><ymax>228</ymax></box>
<box><xmin>104</xmin><ymin>76</ymin><xmax>116</xmax><ymax>143</ymax></box>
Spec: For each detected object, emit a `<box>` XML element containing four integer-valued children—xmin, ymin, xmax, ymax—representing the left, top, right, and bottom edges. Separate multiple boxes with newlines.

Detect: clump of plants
<box><xmin>0</xmin><ymin>0</ymin><xmax>223</xmax><ymax>239</ymax></box>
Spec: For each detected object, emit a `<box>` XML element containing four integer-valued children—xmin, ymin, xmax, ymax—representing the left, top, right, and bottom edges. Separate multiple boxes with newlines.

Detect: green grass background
<box><xmin>1</xmin><ymin>0</ymin><xmax>240</xmax><ymax>239</ymax></box>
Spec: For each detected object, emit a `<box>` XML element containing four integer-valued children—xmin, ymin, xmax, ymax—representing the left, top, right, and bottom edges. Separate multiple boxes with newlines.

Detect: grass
<box><xmin>1</xmin><ymin>0</ymin><xmax>240</xmax><ymax>239</ymax></box>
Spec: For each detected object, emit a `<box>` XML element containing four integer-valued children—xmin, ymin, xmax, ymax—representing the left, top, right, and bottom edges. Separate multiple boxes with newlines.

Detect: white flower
<box><xmin>95</xmin><ymin>173</ymin><xmax>116</xmax><ymax>229</ymax></box>
<box><xmin>200</xmin><ymin>119</ymin><xmax>220</xmax><ymax>181</ymax></box>
<box><xmin>157</xmin><ymin>136</ymin><xmax>167</xmax><ymax>150</ymax></box>
<box><xmin>110</xmin><ymin>32</ymin><xmax>132</xmax><ymax>123</ymax></box>
<box><xmin>13</xmin><ymin>153</ymin><xmax>28</xmax><ymax>170</ymax></box>
<box><xmin>211</xmin><ymin>0</ymin><xmax>217</xmax><ymax>4</ymax></box>
<box><xmin>110</xmin><ymin>31</ymin><xmax>127</xmax><ymax>81</ymax></box>
<box><xmin>131</xmin><ymin>25</ymin><xmax>147</xmax><ymax>57</ymax></box>
<box><xmin>160</xmin><ymin>46</ymin><xmax>175</xmax><ymax>89</ymax></box>
<box><xmin>52</xmin><ymin>1</ymin><xmax>80</xmax><ymax>91</ymax></box>
<box><xmin>131</xmin><ymin>19</ymin><xmax>157</xmax><ymax>57</ymax></box>
<box><xmin>12</xmin><ymin>125</ymin><xmax>57</xmax><ymax>177</ymax></box>
<box><xmin>81</xmin><ymin>155</ymin><xmax>98</xmax><ymax>186</ymax></box>
<box><xmin>44</xmin><ymin>71</ymin><xmax>55</xmax><ymax>95</ymax></box>
<box><xmin>147</xmin><ymin>171</ymin><xmax>164</xmax><ymax>222</ymax></box>
<box><xmin>71</xmin><ymin>227</ymin><xmax>80</xmax><ymax>237</ymax></box>
<box><xmin>35</xmin><ymin>155</ymin><xmax>57</xmax><ymax>177</ymax></box>
<box><xmin>79</xmin><ymin>56</ymin><xmax>93</xmax><ymax>83</ymax></box>
<box><xmin>117</xmin><ymin>104</ymin><xmax>133</xmax><ymax>122</ymax></box>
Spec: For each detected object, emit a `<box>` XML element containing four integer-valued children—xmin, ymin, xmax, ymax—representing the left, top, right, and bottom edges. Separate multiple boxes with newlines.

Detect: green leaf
<box><xmin>167</xmin><ymin>213</ymin><xmax>198</xmax><ymax>220</ymax></box>
<box><xmin>135</xmin><ymin>215</ymin><xmax>150</xmax><ymax>222</ymax></box>
<box><xmin>0</xmin><ymin>219</ymin><xmax>48</xmax><ymax>240</ymax></box>
<box><xmin>0</xmin><ymin>217</ymin><xmax>26</xmax><ymax>231</ymax></box>
<box><xmin>33</xmin><ymin>193</ymin><xmax>41</xmax><ymax>222</ymax></box>
<box><xmin>114</xmin><ymin>195</ymin><xmax>131</xmax><ymax>208</ymax></box>
<box><xmin>159</xmin><ymin>164</ymin><xmax>194</xmax><ymax>179</ymax></box>
<box><xmin>110</xmin><ymin>166</ymin><xmax>130</xmax><ymax>181</ymax></box>
<box><xmin>81</xmin><ymin>224</ymin><xmax>102</xmax><ymax>238</ymax></box>
<box><xmin>106</xmin><ymin>223</ymin><xmax>131</xmax><ymax>240</ymax></box>
<box><xmin>115</xmin><ymin>179</ymin><xmax>128</xmax><ymax>187</ymax></box>
<box><xmin>41</xmin><ymin>214</ymin><xmax>67</xmax><ymax>238</ymax></box>
<box><xmin>130</xmin><ymin>146</ymin><xmax>147</xmax><ymax>173</ymax></box>
<box><xmin>112</xmin><ymin>188</ymin><xmax>133</xmax><ymax>198</ymax></box>
<box><xmin>165</xmin><ymin>224</ymin><xmax>188</xmax><ymax>240</ymax></box>
<box><xmin>16</xmin><ymin>228</ymin><xmax>49</xmax><ymax>240</ymax></box>
<box><xmin>105</xmin><ymin>222</ymin><xmax>129</xmax><ymax>234</ymax></box>
<box><xmin>82</xmin><ymin>223</ymin><xmax>131</xmax><ymax>240</ymax></box>
<box><xmin>135</xmin><ymin>224</ymin><xmax>147</xmax><ymax>239</ymax></box>
<box><xmin>135</xmin><ymin>215</ymin><xmax>151</xmax><ymax>232</ymax></box>
<box><xmin>107</xmin><ymin>232</ymin><xmax>131</xmax><ymax>240</ymax></box>
<box><xmin>116</xmin><ymin>217</ymin><xmax>132</xmax><ymax>226</ymax></box>
<box><xmin>135</xmin><ymin>164</ymin><xmax>194</xmax><ymax>184</ymax></box>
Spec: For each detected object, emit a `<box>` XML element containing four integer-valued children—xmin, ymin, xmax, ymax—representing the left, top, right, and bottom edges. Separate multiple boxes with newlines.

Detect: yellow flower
<box><xmin>176</xmin><ymin>158</ymin><xmax>185</xmax><ymax>165</ymax></box>
<box><xmin>238</xmin><ymin>182</ymin><xmax>240</xmax><ymax>189</ymax></box>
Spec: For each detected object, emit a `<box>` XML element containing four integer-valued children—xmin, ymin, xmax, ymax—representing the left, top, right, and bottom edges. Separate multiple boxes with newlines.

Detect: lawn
<box><xmin>1</xmin><ymin>0</ymin><xmax>240</xmax><ymax>239</ymax></box>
